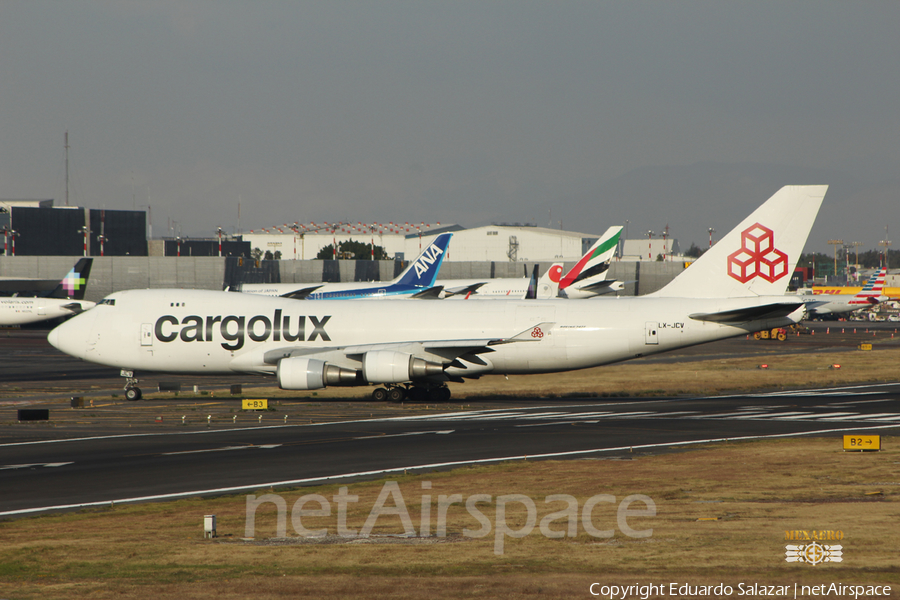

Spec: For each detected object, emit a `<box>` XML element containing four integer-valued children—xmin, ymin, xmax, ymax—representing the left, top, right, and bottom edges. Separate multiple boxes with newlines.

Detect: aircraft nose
<box><xmin>48</xmin><ymin>310</ymin><xmax>97</xmax><ymax>358</ymax></box>
<box><xmin>47</xmin><ymin>326</ymin><xmax>60</xmax><ymax>349</ymax></box>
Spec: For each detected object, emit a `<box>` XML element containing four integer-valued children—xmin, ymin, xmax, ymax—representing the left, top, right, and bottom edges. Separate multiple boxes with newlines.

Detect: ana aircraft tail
<box><xmin>393</xmin><ymin>232</ymin><xmax>452</xmax><ymax>288</ymax></box>
<box><xmin>653</xmin><ymin>185</ymin><xmax>827</xmax><ymax>298</ymax></box>
<box><xmin>47</xmin><ymin>258</ymin><xmax>93</xmax><ymax>300</ymax></box>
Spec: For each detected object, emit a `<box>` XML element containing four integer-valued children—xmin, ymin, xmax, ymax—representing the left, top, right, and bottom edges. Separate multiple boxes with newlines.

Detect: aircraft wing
<box><xmin>689</xmin><ymin>302</ymin><xmax>805</xmax><ymax>323</ymax></box>
<box><xmin>280</xmin><ymin>285</ymin><xmax>324</xmax><ymax>299</ymax></box>
<box><xmin>261</xmin><ymin>322</ymin><xmax>555</xmax><ymax>366</ymax></box>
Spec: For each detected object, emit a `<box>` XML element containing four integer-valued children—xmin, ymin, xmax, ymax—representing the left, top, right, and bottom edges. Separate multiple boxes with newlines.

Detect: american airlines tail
<box><xmin>652</xmin><ymin>186</ymin><xmax>827</xmax><ymax>298</ymax></box>
<box><xmin>47</xmin><ymin>258</ymin><xmax>93</xmax><ymax>300</ymax></box>
<box><xmin>851</xmin><ymin>268</ymin><xmax>887</xmax><ymax>306</ymax></box>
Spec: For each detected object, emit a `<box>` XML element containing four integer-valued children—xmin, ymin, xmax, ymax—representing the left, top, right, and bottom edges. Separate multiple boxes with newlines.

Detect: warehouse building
<box><xmin>242</xmin><ymin>222</ymin><xmax>601</xmax><ymax>263</ymax></box>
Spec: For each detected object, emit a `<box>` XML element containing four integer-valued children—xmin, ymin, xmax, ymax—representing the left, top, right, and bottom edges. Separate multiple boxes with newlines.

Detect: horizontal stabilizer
<box><xmin>443</xmin><ymin>282</ymin><xmax>487</xmax><ymax>297</ymax></box>
<box><xmin>577</xmin><ymin>279</ymin><xmax>618</xmax><ymax>293</ymax></box>
<box><xmin>281</xmin><ymin>285</ymin><xmax>323</xmax><ymax>300</ymax></box>
<box><xmin>411</xmin><ymin>285</ymin><xmax>444</xmax><ymax>299</ymax></box>
<box><xmin>492</xmin><ymin>322</ymin><xmax>556</xmax><ymax>344</ymax></box>
<box><xmin>689</xmin><ymin>302</ymin><xmax>804</xmax><ymax>323</ymax></box>
<box><xmin>61</xmin><ymin>302</ymin><xmax>88</xmax><ymax>314</ymax></box>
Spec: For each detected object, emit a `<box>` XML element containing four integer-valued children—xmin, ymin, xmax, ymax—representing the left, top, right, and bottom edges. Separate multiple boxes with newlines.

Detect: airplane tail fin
<box><xmin>536</xmin><ymin>262</ymin><xmax>564</xmax><ymax>299</ymax></box>
<box><xmin>48</xmin><ymin>258</ymin><xmax>93</xmax><ymax>300</ymax></box>
<box><xmin>652</xmin><ymin>185</ymin><xmax>827</xmax><ymax>298</ymax></box>
<box><xmin>853</xmin><ymin>268</ymin><xmax>887</xmax><ymax>305</ymax></box>
<box><xmin>524</xmin><ymin>265</ymin><xmax>539</xmax><ymax>299</ymax></box>
<box><xmin>393</xmin><ymin>232</ymin><xmax>453</xmax><ymax>288</ymax></box>
<box><xmin>559</xmin><ymin>226</ymin><xmax>622</xmax><ymax>294</ymax></box>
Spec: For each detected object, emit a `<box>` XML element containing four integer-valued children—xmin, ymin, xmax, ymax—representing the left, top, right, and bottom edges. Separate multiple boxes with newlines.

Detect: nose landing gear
<box><xmin>121</xmin><ymin>369</ymin><xmax>142</xmax><ymax>401</ymax></box>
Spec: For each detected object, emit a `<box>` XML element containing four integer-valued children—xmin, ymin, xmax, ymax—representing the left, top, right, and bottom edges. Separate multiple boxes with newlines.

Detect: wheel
<box><xmin>125</xmin><ymin>387</ymin><xmax>142</xmax><ymax>401</ymax></box>
<box><xmin>387</xmin><ymin>387</ymin><xmax>406</xmax><ymax>402</ymax></box>
<box><xmin>372</xmin><ymin>388</ymin><xmax>388</xmax><ymax>402</ymax></box>
<box><xmin>407</xmin><ymin>387</ymin><xmax>427</xmax><ymax>402</ymax></box>
<box><xmin>753</xmin><ymin>332</ymin><xmax>761</xmax><ymax>340</ymax></box>
<box><xmin>777</xmin><ymin>332</ymin><xmax>786</xmax><ymax>341</ymax></box>
<box><xmin>428</xmin><ymin>386</ymin><xmax>451</xmax><ymax>402</ymax></box>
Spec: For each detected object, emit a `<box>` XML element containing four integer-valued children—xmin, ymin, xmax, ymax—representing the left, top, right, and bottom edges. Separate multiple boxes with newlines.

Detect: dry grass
<box><xmin>150</xmin><ymin>346</ymin><xmax>900</xmax><ymax>402</ymax></box>
<box><xmin>2</xmin><ymin>437</ymin><xmax>899</xmax><ymax>599</ymax></box>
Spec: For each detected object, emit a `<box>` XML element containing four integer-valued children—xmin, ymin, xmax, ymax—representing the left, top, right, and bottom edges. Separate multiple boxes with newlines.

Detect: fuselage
<box><xmin>441</xmin><ymin>278</ymin><xmax>533</xmax><ymax>299</ymax></box>
<box><xmin>241</xmin><ymin>281</ymin><xmax>435</xmax><ymax>300</ymax></box>
<box><xmin>49</xmin><ymin>289</ymin><xmax>801</xmax><ymax>380</ymax></box>
<box><xmin>1</xmin><ymin>297</ymin><xmax>96</xmax><ymax>326</ymax></box>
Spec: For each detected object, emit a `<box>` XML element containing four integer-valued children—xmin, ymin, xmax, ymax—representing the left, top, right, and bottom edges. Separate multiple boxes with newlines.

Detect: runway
<box><xmin>3</xmin><ymin>384</ymin><xmax>899</xmax><ymax>516</ymax></box>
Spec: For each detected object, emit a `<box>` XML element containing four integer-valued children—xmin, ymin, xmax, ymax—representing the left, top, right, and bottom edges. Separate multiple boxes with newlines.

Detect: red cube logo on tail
<box><xmin>727</xmin><ymin>224</ymin><xmax>788</xmax><ymax>283</ymax></box>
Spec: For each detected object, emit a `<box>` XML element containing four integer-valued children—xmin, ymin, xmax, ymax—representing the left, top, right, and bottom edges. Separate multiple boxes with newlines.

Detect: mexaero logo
<box><xmin>726</xmin><ymin>223</ymin><xmax>788</xmax><ymax>283</ymax></box>
<box><xmin>413</xmin><ymin>243</ymin><xmax>444</xmax><ymax>279</ymax></box>
<box><xmin>155</xmin><ymin>310</ymin><xmax>330</xmax><ymax>351</ymax></box>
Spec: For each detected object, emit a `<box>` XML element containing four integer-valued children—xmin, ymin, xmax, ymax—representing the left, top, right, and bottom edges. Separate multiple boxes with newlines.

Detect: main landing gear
<box><xmin>121</xmin><ymin>370</ymin><xmax>142</xmax><ymax>401</ymax></box>
<box><xmin>372</xmin><ymin>384</ymin><xmax>452</xmax><ymax>403</ymax></box>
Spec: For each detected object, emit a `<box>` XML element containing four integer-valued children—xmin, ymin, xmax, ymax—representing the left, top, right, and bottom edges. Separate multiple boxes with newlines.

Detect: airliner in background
<box><xmin>556</xmin><ymin>226</ymin><xmax>624</xmax><ymax>298</ymax></box>
<box><xmin>799</xmin><ymin>268</ymin><xmax>887</xmax><ymax>318</ymax></box>
<box><xmin>49</xmin><ymin>185</ymin><xmax>826</xmax><ymax>402</ymax></box>
<box><xmin>440</xmin><ymin>225</ymin><xmax>623</xmax><ymax>299</ymax></box>
<box><xmin>238</xmin><ymin>233</ymin><xmax>452</xmax><ymax>300</ymax></box>
<box><xmin>1</xmin><ymin>258</ymin><xmax>95</xmax><ymax>326</ymax></box>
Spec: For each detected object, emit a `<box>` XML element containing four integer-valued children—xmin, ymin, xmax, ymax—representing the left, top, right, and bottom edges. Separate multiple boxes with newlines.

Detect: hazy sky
<box><xmin>1</xmin><ymin>1</ymin><xmax>898</xmax><ymax>253</ymax></box>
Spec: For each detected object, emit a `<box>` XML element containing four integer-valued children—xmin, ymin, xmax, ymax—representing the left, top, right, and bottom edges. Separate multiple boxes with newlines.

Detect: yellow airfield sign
<box><xmin>843</xmin><ymin>435</ymin><xmax>880</xmax><ymax>451</ymax></box>
<box><xmin>242</xmin><ymin>399</ymin><xmax>268</xmax><ymax>410</ymax></box>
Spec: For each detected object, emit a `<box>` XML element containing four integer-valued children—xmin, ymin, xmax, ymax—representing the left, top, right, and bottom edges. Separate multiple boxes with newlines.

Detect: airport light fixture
<box><xmin>708</xmin><ymin>227</ymin><xmax>716</xmax><ymax>249</ymax></box>
<box><xmin>79</xmin><ymin>226</ymin><xmax>91</xmax><ymax>257</ymax></box>
<box><xmin>827</xmin><ymin>239</ymin><xmax>843</xmax><ymax>279</ymax></box>
<box><xmin>879</xmin><ymin>239</ymin><xmax>892</xmax><ymax>270</ymax></box>
<box><xmin>848</xmin><ymin>241</ymin><xmax>863</xmax><ymax>280</ymax></box>
<box><xmin>3</xmin><ymin>228</ymin><xmax>18</xmax><ymax>256</ymax></box>
<box><xmin>647</xmin><ymin>230</ymin><xmax>654</xmax><ymax>260</ymax></box>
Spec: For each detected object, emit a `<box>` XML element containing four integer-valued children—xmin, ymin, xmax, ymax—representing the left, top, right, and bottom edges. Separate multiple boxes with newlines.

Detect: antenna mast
<box><xmin>64</xmin><ymin>130</ymin><xmax>70</xmax><ymax>206</ymax></box>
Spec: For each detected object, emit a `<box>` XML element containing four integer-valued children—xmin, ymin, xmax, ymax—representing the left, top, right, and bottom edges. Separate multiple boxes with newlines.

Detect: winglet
<box><xmin>394</xmin><ymin>232</ymin><xmax>453</xmax><ymax>288</ymax></box>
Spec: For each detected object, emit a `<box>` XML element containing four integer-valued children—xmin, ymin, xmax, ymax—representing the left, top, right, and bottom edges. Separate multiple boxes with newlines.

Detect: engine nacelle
<box><xmin>362</xmin><ymin>350</ymin><xmax>444</xmax><ymax>383</ymax></box>
<box><xmin>277</xmin><ymin>357</ymin><xmax>359</xmax><ymax>390</ymax></box>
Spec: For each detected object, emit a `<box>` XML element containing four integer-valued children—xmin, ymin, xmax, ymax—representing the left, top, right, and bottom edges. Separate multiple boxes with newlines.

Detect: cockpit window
<box><xmin>98</xmin><ymin>298</ymin><xmax>116</xmax><ymax>306</ymax></box>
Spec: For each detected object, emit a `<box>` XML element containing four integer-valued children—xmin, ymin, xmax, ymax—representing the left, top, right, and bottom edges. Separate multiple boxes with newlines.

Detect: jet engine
<box><xmin>277</xmin><ymin>357</ymin><xmax>359</xmax><ymax>390</ymax></box>
<box><xmin>362</xmin><ymin>350</ymin><xmax>444</xmax><ymax>383</ymax></box>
